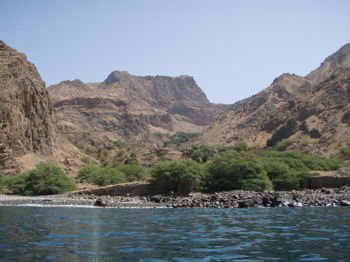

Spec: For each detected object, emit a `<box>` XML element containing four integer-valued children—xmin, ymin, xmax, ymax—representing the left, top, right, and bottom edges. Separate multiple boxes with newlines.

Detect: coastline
<box><xmin>1</xmin><ymin>187</ymin><xmax>349</xmax><ymax>208</ymax></box>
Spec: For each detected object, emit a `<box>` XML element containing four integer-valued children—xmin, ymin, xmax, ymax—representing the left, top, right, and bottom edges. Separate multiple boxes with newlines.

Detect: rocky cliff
<box><xmin>0</xmin><ymin>41</ymin><xmax>58</xmax><ymax>173</ymax></box>
<box><xmin>196</xmin><ymin>43</ymin><xmax>350</xmax><ymax>157</ymax></box>
<box><xmin>0</xmin><ymin>41</ymin><xmax>83</xmax><ymax>174</ymax></box>
<box><xmin>49</xmin><ymin>71</ymin><xmax>228</xmax><ymax>147</ymax></box>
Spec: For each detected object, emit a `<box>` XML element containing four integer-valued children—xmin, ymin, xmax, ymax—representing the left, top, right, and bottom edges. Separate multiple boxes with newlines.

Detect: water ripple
<box><xmin>0</xmin><ymin>207</ymin><xmax>349</xmax><ymax>261</ymax></box>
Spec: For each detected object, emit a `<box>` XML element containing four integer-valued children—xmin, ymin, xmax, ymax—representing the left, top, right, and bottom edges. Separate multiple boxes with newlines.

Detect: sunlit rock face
<box><xmin>0</xmin><ymin>41</ymin><xmax>56</xmax><ymax>173</ymax></box>
<box><xmin>48</xmin><ymin>70</ymin><xmax>228</xmax><ymax>147</ymax></box>
<box><xmin>195</xmin><ymin>43</ymin><xmax>350</xmax><ymax>158</ymax></box>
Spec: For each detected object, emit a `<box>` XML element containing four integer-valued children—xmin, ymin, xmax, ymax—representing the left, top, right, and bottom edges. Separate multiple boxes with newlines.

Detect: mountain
<box><xmin>196</xmin><ymin>43</ymin><xmax>350</xmax><ymax>157</ymax></box>
<box><xmin>0</xmin><ymin>41</ymin><xmax>83</xmax><ymax>174</ymax></box>
<box><xmin>48</xmin><ymin>71</ymin><xmax>228</xmax><ymax>147</ymax></box>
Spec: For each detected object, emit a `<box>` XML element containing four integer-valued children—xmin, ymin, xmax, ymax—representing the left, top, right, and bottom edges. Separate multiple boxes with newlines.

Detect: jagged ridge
<box><xmin>196</xmin><ymin>43</ymin><xmax>350</xmax><ymax>157</ymax></box>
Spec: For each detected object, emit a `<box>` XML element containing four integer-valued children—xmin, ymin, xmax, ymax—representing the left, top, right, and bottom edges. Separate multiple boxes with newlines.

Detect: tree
<box><xmin>78</xmin><ymin>165</ymin><xmax>127</xmax><ymax>186</ymax></box>
<box><xmin>7</xmin><ymin>162</ymin><xmax>76</xmax><ymax>195</ymax></box>
<box><xmin>150</xmin><ymin>160</ymin><xmax>204</xmax><ymax>193</ymax></box>
<box><xmin>191</xmin><ymin>144</ymin><xmax>214</xmax><ymax>163</ymax></box>
<box><xmin>205</xmin><ymin>150</ymin><xmax>272</xmax><ymax>192</ymax></box>
<box><xmin>116</xmin><ymin>164</ymin><xmax>147</xmax><ymax>181</ymax></box>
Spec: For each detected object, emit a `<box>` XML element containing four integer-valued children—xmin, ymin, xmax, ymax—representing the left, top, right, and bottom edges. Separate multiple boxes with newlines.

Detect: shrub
<box><xmin>5</xmin><ymin>175</ymin><xmax>27</xmax><ymax>194</ymax></box>
<box><xmin>6</xmin><ymin>163</ymin><xmax>76</xmax><ymax>196</ymax></box>
<box><xmin>112</xmin><ymin>140</ymin><xmax>130</xmax><ymax>150</ymax></box>
<box><xmin>340</xmin><ymin>147</ymin><xmax>350</xmax><ymax>158</ymax></box>
<box><xmin>77</xmin><ymin>165</ymin><xmax>127</xmax><ymax>186</ymax></box>
<box><xmin>262</xmin><ymin>151</ymin><xmax>342</xmax><ymax>171</ymax></box>
<box><xmin>81</xmin><ymin>156</ymin><xmax>93</xmax><ymax>164</ymax></box>
<box><xmin>233</xmin><ymin>142</ymin><xmax>250</xmax><ymax>152</ymax></box>
<box><xmin>273</xmin><ymin>139</ymin><xmax>293</xmax><ymax>151</ymax></box>
<box><xmin>296</xmin><ymin>172</ymin><xmax>314</xmax><ymax>188</ymax></box>
<box><xmin>217</xmin><ymin>146</ymin><xmax>235</xmax><ymax>153</ymax></box>
<box><xmin>301</xmin><ymin>140</ymin><xmax>309</xmax><ymax>146</ymax></box>
<box><xmin>270</xmin><ymin>171</ymin><xmax>314</xmax><ymax>191</ymax></box>
<box><xmin>204</xmin><ymin>150</ymin><xmax>272</xmax><ymax>192</ymax></box>
<box><xmin>0</xmin><ymin>170</ymin><xmax>5</xmax><ymax>192</ymax></box>
<box><xmin>150</xmin><ymin>160</ymin><xmax>204</xmax><ymax>193</ymax></box>
<box><xmin>263</xmin><ymin>161</ymin><xmax>290</xmax><ymax>180</ymax></box>
<box><xmin>191</xmin><ymin>144</ymin><xmax>215</xmax><ymax>163</ymax></box>
<box><xmin>261</xmin><ymin>151</ymin><xmax>344</xmax><ymax>190</ymax></box>
<box><xmin>69</xmin><ymin>139</ymin><xmax>84</xmax><ymax>150</ymax></box>
<box><xmin>156</xmin><ymin>149</ymin><xmax>168</xmax><ymax>157</ymax></box>
<box><xmin>270</xmin><ymin>172</ymin><xmax>301</xmax><ymax>191</ymax></box>
<box><xmin>92</xmin><ymin>167</ymin><xmax>127</xmax><ymax>186</ymax></box>
<box><xmin>116</xmin><ymin>164</ymin><xmax>147</xmax><ymax>181</ymax></box>
<box><xmin>164</xmin><ymin>132</ymin><xmax>199</xmax><ymax>146</ymax></box>
<box><xmin>263</xmin><ymin>160</ymin><xmax>299</xmax><ymax>190</ymax></box>
<box><xmin>77</xmin><ymin>165</ymin><xmax>101</xmax><ymax>181</ymax></box>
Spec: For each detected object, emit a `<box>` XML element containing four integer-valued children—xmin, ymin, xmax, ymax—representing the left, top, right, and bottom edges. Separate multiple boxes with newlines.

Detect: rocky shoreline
<box><xmin>0</xmin><ymin>187</ymin><xmax>350</xmax><ymax>208</ymax></box>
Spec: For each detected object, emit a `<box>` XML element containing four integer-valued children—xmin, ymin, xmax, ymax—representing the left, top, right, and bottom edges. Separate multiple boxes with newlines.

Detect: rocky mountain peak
<box><xmin>61</xmin><ymin>79</ymin><xmax>86</xmax><ymax>87</ymax></box>
<box><xmin>272</xmin><ymin>73</ymin><xmax>300</xmax><ymax>84</ymax></box>
<box><xmin>325</xmin><ymin>43</ymin><xmax>350</xmax><ymax>64</ymax></box>
<box><xmin>49</xmin><ymin>69</ymin><xmax>228</xmax><ymax>147</ymax></box>
<box><xmin>196</xmin><ymin>42</ymin><xmax>350</xmax><ymax>158</ymax></box>
<box><xmin>306</xmin><ymin>42</ymin><xmax>350</xmax><ymax>83</ymax></box>
<box><xmin>103</xmin><ymin>71</ymin><xmax>131</xmax><ymax>85</ymax></box>
<box><xmin>49</xmin><ymin>79</ymin><xmax>92</xmax><ymax>103</ymax></box>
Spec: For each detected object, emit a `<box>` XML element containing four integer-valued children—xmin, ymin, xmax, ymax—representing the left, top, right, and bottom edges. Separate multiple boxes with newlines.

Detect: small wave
<box><xmin>0</xmin><ymin>203</ymin><xmax>170</xmax><ymax>209</ymax></box>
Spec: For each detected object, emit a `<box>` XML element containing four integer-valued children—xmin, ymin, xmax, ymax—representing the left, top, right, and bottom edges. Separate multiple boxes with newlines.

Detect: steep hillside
<box><xmin>196</xmin><ymin>43</ymin><xmax>350</xmax><ymax>158</ymax></box>
<box><xmin>306</xmin><ymin>43</ymin><xmax>350</xmax><ymax>83</ymax></box>
<box><xmin>49</xmin><ymin>71</ymin><xmax>228</xmax><ymax>147</ymax></box>
<box><xmin>0</xmin><ymin>41</ymin><xmax>83</xmax><ymax>174</ymax></box>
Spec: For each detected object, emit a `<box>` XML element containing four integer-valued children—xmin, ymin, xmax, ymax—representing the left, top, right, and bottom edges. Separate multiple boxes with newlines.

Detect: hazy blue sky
<box><xmin>1</xmin><ymin>0</ymin><xmax>349</xmax><ymax>104</ymax></box>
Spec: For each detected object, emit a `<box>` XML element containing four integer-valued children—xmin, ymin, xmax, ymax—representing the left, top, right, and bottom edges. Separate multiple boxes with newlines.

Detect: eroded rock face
<box><xmin>49</xmin><ymin>71</ymin><xmax>228</xmax><ymax>147</ymax></box>
<box><xmin>196</xmin><ymin>43</ymin><xmax>350</xmax><ymax>157</ymax></box>
<box><xmin>0</xmin><ymin>41</ymin><xmax>56</xmax><ymax>173</ymax></box>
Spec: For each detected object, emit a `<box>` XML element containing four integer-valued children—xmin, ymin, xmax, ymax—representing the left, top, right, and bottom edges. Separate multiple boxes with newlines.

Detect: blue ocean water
<box><xmin>0</xmin><ymin>206</ymin><xmax>349</xmax><ymax>261</ymax></box>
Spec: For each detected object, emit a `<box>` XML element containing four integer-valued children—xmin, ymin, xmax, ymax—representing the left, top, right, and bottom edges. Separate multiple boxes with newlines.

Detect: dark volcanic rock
<box><xmin>94</xmin><ymin>198</ymin><xmax>107</xmax><ymax>207</ymax></box>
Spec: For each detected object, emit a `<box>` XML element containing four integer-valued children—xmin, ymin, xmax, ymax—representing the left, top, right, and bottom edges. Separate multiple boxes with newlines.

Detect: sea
<box><xmin>0</xmin><ymin>206</ymin><xmax>349</xmax><ymax>261</ymax></box>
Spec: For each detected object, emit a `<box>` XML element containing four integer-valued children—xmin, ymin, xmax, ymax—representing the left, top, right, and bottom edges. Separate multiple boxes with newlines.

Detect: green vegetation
<box><xmin>150</xmin><ymin>160</ymin><xmax>204</xmax><ymax>193</ymax></box>
<box><xmin>233</xmin><ymin>142</ymin><xmax>250</xmax><ymax>152</ymax></box>
<box><xmin>203</xmin><ymin>149</ymin><xmax>346</xmax><ymax>192</ymax></box>
<box><xmin>3</xmin><ymin>137</ymin><xmax>346</xmax><ymax>196</ymax></box>
<box><xmin>77</xmin><ymin>163</ymin><xmax>147</xmax><ymax>186</ymax></box>
<box><xmin>273</xmin><ymin>139</ymin><xmax>294</xmax><ymax>151</ymax></box>
<box><xmin>263</xmin><ymin>161</ymin><xmax>311</xmax><ymax>190</ymax></box>
<box><xmin>156</xmin><ymin>148</ymin><xmax>168</xmax><ymax>157</ymax></box>
<box><xmin>261</xmin><ymin>151</ymin><xmax>342</xmax><ymax>171</ymax></box>
<box><xmin>0</xmin><ymin>168</ymin><xmax>5</xmax><ymax>192</ymax></box>
<box><xmin>164</xmin><ymin>132</ymin><xmax>198</xmax><ymax>146</ymax></box>
<box><xmin>112</xmin><ymin>140</ymin><xmax>130</xmax><ymax>150</ymax></box>
<box><xmin>68</xmin><ymin>138</ymin><xmax>85</xmax><ymax>150</ymax></box>
<box><xmin>218</xmin><ymin>142</ymin><xmax>249</xmax><ymax>153</ymax></box>
<box><xmin>191</xmin><ymin>144</ymin><xmax>215</xmax><ymax>163</ymax></box>
<box><xmin>261</xmin><ymin>151</ymin><xmax>343</xmax><ymax>190</ymax></box>
<box><xmin>75</xmin><ymin>140</ymin><xmax>348</xmax><ymax>192</ymax></box>
<box><xmin>204</xmin><ymin>150</ymin><xmax>272</xmax><ymax>192</ymax></box>
<box><xmin>78</xmin><ymin>165</ymin><xmax>127</xmax><ymax>186</ymax></box>
<box><xmin>4</xmin><ymin>163</ymin><xmax>76</xmax><ymax>195</ymax></box>
<box><xmin>116</xmin><ymin>164</ymin><xmax>148</xmax><ymax>181</ymax></box>
<box><xmin>340</xmin><ymin>147</ymin><xmax>350</xmax><ymax>159</ymax></box>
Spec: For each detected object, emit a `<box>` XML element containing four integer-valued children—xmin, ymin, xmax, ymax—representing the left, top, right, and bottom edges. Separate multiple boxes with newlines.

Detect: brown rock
<box><xmin>0</xmin><ymin>41</ymin><xmax>56</xmax><ymax>173</ymax></box>
<box><xmin>195</xmin><ymin>43</ymin><xmax>350</xmax><ymax>157</ymax></box>
<box><xmin>48</xmin><ymin>72</ymin><xmax>228</xmax><ymax>147</ymax></box>
<box><xmin>0</xmin><ymin>41</ymin><xmax>86</xmax><ymax>174</ymax></box>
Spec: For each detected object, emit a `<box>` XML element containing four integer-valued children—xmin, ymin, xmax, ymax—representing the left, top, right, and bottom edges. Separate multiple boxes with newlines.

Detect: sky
<box><xmin>1</xmin><ymin>0</ymin><xmax>349</xmax><ymax>104</ymax></box>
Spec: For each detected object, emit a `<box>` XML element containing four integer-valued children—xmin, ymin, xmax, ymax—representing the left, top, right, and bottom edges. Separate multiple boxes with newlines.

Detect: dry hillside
<box><xmin>196</xmin><ymin>43</ymin><xmax>350</xmax><ymax>158</ymax></box>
